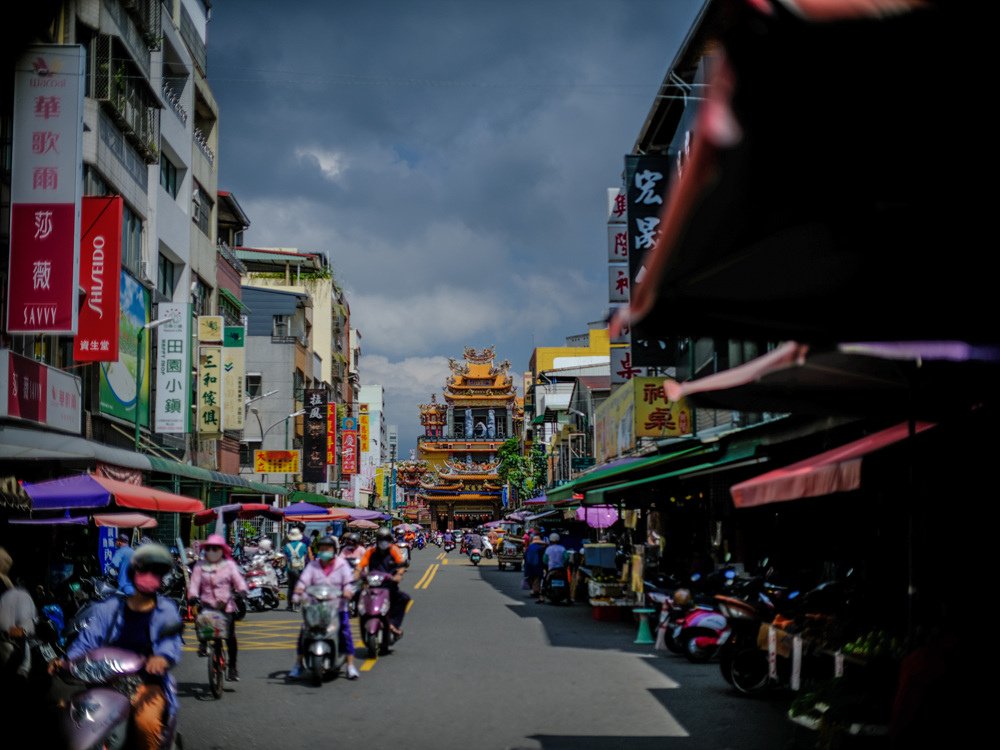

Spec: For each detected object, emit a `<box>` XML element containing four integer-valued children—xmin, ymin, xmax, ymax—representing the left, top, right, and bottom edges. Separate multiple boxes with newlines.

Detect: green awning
<box><xmin>583</xmin><ymin>442</ymin><xmax>765</xmax><ymax>505</ymax></box>
<box><xmin>218</xmin><ymin>287</ymin><xmax>252</xmax><ymax>313</ymax></box>
<box><xmin>286</xmin><ymin>490</ymin><xmax>353</xmax><ymax>508</ymax></box>
<box><xmin>546</xmin><ymin>442</ymin><xmax>708</xmax><ymax>504</ymax></box>
<box><xmin>147</xmin><ymin>455</ymin><xmax>288</xmax><ymax>495</ymax></box>
<box><xmin>531</xmin><ymin>414</ymin><xmax>545</xmax><ymax>425</ymax></box>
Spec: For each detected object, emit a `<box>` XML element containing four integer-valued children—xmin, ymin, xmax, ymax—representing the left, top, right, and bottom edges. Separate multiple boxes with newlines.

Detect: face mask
<box><xmin>318</xmin><ymin>551</ymin><xmax>335</xmax><ymax>562</ymax></box>
<box><xmin>205</xmin><ymin>549</ymin><xmax>223</xmax><ymax>563</ymax></box>
<box><xmin>133</xmin><ymin>571</ymin><xmax>162</xmax><ymax>595</ymax></box>
<box><xmin>377</xmin><ymin>540</ymin><xmax>390</xmax><ymax>551</ymax></box>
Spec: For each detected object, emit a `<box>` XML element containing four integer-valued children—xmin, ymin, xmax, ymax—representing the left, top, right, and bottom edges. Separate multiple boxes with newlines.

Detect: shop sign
<box><xmin>341</xmin><ymin>428</ymin><xmax>357</xmax><ymax>476</ymax></box>
<box><xmin>359</xmin><ymin>404</ymin><xmax>370</xmax><ymax>452</ymax></box>
<box><xmin>153</xmin><ymin>303</ymin><xmax>189</xmax><ymax>434</ymax></box>
<box><xmin>254</xmin><ymin>449</ymin><xmax>300</xmax><ymax>474</ymax></box>
<box><xmin>0</xmin><ymin>348</ymin><xmax>81</xmax><ymax>434</ymax></box>
<box><xmin>326</xmin><ymin>404</ymin><xmax>337</xmax><ymax>466</ymax></box>
<box><xmin>6</xmin><ymin>45</ymin><xmax>85</xmax><ymax>335</ymax></box>
<box><xmin>595</xmin><ymin>377</ymin><xmax>691</xmax><ymax>462</ymax></box>
<box><xmin>222</xmin><ymin>326</ymin><xmax>245</xmax><ymax>431</ymax></box>
<box><xmin>197</xmin><ymin>346</ymin><xmax>223</xmax><ymax>436</ymax></box>
<box><xmin>608</xmin><ymin>224</ymin><xmax>628</xmax><ymax>262</ymax></box>
<box><xmin>198</xmin><ymin>315</ymin><xmax>224</xmax><ymax>344</ymax></box>
<box><xmin>609</xmin><ymin>264</ymin><xmax>629</xmax><ymax>303</ymax></box>
<box><xmin>99</xmin><ymin>271</ymin><xmax>150</xmax><ymax>425</ymax></box>
<box><xmin>607</xmin><ymin>186</ymin><xmax>627</xmax><ymax>225</ymax></box>
<box><xmin>302</xmin><ymin>389</ymin><xmax>327</xmax><ymax>483</ymax></box>
<box><xmin>73</xmin><ymin>196</ymin><xmax>123</xmax><ymax>361</ymax></box>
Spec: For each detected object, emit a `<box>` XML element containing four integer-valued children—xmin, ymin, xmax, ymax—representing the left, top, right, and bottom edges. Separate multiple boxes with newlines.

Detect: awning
<box><xmin>218</xmin><ymin>287</ymin><xmax>252</xmax><ymax>313</ymax></box>
<box><xmin>584</xmin><ymin>441</ymin><xmax>763</xmax><ymax>505</ymax></box>
<box><xmin>525</xmin><ymin>509</ymin><xmax>559</xmax><ymax>523</ymax></box>
<box><xmin>286</xmin><ymin>490</ymin><xmax>353</xmax><ymax>508</ymax></box>
<box><xmin>547</xmin><ymin>444</ymin><xmax>707</xmax><ymax>503</ymax></box>
<box><xmin>93</xmin><ymin>512</ymin><xmax>158</xmax><ymax>529</ymax></box>
<box><xmin>22</xmin><ymin>474</ymin><xmax>204</xmax><ymax>513</ymax></box>
<box><xmin>730</xmin><ymin>421</ymin><xmax>934</xmax><ymax>509</ymax></box>
<box><xmin>146</xmin><ymin>455</ymin><xmax>288</xmax><ymax>495</ymax></box>
<box><xmin>0</xmin><ymin>425</ymin><xmax>151</xmax><ymax>470</ymax></box>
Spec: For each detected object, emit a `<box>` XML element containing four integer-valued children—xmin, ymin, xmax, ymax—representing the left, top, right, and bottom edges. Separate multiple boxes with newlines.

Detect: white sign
<box><xmin>609</xmin><ymin>264</ymin><xmax>629</xmax><ymax>303</ymax></box>
<box><xmin>154</xmin><ymin>304</ymin><xmax>190</xmax><ymax>433</ymax></box>
<box><xmin>607</xmin><ymin>187</ymin><xmax>626</xmax><ymax>225</ymax></box>
<box><xmin>0</xmin><ymin>349</ymin><xmax>81</xmax><ymax>434</ymax></box>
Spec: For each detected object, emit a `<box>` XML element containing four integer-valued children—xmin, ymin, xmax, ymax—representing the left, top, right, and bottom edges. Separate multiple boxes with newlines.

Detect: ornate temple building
<box><xmin>417</xmin><ymin>347</ymin><xmax>523</xmax><ymax>529</ymax></box>
<box><xmin>395</xmin><ymin>457</ymin><xmax>431</xmax><ymax>524</ymax></box>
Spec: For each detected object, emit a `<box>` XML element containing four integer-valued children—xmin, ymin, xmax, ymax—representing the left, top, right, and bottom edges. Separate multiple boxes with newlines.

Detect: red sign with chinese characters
<box><xmin>6</xmin><ymin>45</ymin><xmax>85</xmax><ymax>335</ymax></box>
<box><xmin>326</xmin><ymin>404</ymin><xmax>337</xmax><ymax>466</ymax></box>
<box><xmin>0</xmin><ymin>349</ymin><xmax>81</xmax><ymax>434</ymax></box>
<box><xmin>341</xmin><ymin>430</ymin><xmax>357</xmax><ymax>476</ymax></box>
<box><xmin>73</xmin><ymin>197</ymin><xmax>123</xmax><ymax>361</ymax></box>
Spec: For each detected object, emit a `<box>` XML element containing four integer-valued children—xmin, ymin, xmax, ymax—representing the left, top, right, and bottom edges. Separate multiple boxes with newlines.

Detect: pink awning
<box><xmin>730</xmin><ymin>422</ymin><xmax>934</xmax><ymax>509</ymax></box>
<box><xmin>90</xmin><ymin>475</ymin><xmax>204</xmax><ymax>513</ymax></box>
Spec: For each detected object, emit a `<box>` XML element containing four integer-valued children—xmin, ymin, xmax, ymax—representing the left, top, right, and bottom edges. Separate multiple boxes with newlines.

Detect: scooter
<box><xmin>443</xmin><ymin>540</ymin><xmax>455</xmax><ymax>554</ymax></box>
<box><xmin>469</xmin><ymin>548</ymin><xmax>482</xmax><ymax>566</ymax></box>
<box><xmin>298</xmin><ymin>584</ymin><xmax>346</xmax><ymax>686</ymax></box>
<box><xmin>358</xmin><ymin>570</ymin><xmax>399</xmax><ymax>658</ymax></box>
<box><xmin>481</xmin><ymin>539</ymin><xmax>494</xmax><ymax>559</ymax></box>
<box><xmin>541</xmin><ymin>567</ymin><xmax>570</xmax><ymax>605</ymax></box>
<box><xmin>244</xmin><ymin>564</ymin><xmax>281</xmax><ymax>611</ymax></box>
<box><xmin>416</xmin><ymin>536</ymin><xmax>426</xmax><ymax>551</ymax></box>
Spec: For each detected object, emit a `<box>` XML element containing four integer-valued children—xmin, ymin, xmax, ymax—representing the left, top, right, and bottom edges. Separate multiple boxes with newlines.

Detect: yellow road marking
<box><xmin>417</xmin><ymin>564</ymin><xmax>440</xmax><ymax>589</ymax></box>
<box><xmin>436</xmin><ymin>552</ymin><xmax>444</xmax><ymax>560</ymax></box>
<box><xmin>441</xmin><ymin>558</ymin><xmax>448</xmax><ymax>566</ymax></box>
<box><xmin>406</xmin><ymin>599</ymin><xmax>414</xmax><ymax>613</ymax></box>
<box><xmin>360</xmin><ymin>658</ymin><xmax>377</xmax><ymax>671</ymax></box>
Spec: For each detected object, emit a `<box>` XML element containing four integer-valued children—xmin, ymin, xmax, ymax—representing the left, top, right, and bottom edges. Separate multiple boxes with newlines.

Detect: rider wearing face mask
<box><xmin>186</xmin><ymin>534</ymin><xmax>249</xmax><ymax>681</ymax></box>
<box><xmin>358</xmin><ymin>527</ymin><xmax>411</xmax><ymax>638</ymax></box>
<box><xmin>289</xmin><ymin>536</ymin><xmax>359</xmax><ymax>680</ymax></box>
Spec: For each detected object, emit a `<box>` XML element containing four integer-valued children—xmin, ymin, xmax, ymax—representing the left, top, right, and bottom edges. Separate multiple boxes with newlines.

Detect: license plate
<box><xmin>551</xmin><ymin>579</ymin><xmax>565</xmax><ymax>587</ymax></box>
<box><xmin>247</xmin><ymin>588</ymin><xmax>262</xmax><ymax>597</ymax></box>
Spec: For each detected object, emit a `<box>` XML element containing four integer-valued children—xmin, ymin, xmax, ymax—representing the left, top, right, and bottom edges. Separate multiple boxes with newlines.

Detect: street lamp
<box><xmin>134</xmin><ymin>316</ymin><xmax>173</xmax><ymax>451</ymax></box>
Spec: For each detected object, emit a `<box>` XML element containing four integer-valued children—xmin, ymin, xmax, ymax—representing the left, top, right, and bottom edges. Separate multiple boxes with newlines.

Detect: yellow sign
<box><xmin>222</xmin><ymin>327</ymin><xmax>245</xmax><ymax>431</ymax></box>
<box><xmin>359</xmin><ymin>404</ymin><xmax>370</xmax><ymax>452</ymax></box>
<box><xmin>595</xmin><ymin>378</ymin><xmax>691</xmax><ymax>463</ymax></box>
<box><xmin>197</xmin><ymin>315</ymin><xmax>224</xmax><ymax>343</ymax></box>
<box><xmin>254</xmin><ymin>450</ymin><xmax>300</xmax><ymax>473</ymax></box>
<box><xmin>197</xmin><ymin>346</ymin><xmax>223</xmax><ymax>436</ymax></box>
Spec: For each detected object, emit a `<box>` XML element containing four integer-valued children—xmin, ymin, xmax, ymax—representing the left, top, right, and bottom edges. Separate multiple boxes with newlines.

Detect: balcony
<box><xmin>161</xmin><ymin>81</ymin><xmax>188</xmax><ymax>126</ymax></box>
<box><xmin>93</xmin><ymin>33</ymin><xmax>160</xmax><ymax>164</ymax></box>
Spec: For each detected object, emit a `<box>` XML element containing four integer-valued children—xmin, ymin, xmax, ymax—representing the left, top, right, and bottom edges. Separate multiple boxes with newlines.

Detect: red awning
<box><xmin>730</xmin><ymin>422</ymin><xmax>934</xmax><ymax>509</ymax></box>
<box><xmin>90</xmin><ymin>475</ymin><xmax>204</xmax><ymax>513</ymax></box>
<box><xmin>93</xmin><ymin>512</ymin><xmax>158</xmax><ymax>529</ymax></box>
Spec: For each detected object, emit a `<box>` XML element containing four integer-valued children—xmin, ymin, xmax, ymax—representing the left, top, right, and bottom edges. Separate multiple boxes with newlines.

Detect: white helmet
<box><xmin>549</xmin><ymin>533</ymin><xmax>560</xmax><ymax>543</ymax></box>
<box><xmin>258</xmin><ymin>539</ymin><xmax>273</xmax><ymax>553</ymax></box>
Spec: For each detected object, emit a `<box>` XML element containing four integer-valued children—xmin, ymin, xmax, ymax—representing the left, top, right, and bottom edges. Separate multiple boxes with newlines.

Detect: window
<box><xmin>191</xmin><ymin>181</ymin><xmax>212</xmax><ymax>236</ymax></box>
<box><xmin>246</xmin><ymin>374</ymin><xmax>262</xmax><ymax>400</ymax></box>
<box><xmin>159</xmin><ymin>153</ymin><xmax>178</xmax><ymax>198</ymax></box>
<box><xmin>192</xmin><ymin>275</ymin><xmax>212</xmax><ymax>316</ymax></box>
<box><xmin>157</xmin><ymin>253</ymin><xmax>176</xmax><ymax>299</ymax></box>
<box><xmin>122</xmin><ymin>203</ymin><xmax>142</xmax><ymax>275</ymax></box>
<box><xmin>273</xmin><ymin>315</ymin><xmax>290</xmax><ymax>338</ymax></box>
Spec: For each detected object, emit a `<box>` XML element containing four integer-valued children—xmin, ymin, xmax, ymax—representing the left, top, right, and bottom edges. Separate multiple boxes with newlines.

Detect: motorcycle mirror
<box><xmin>788</xmin><ymin>590</ymin><xmax>800</xmax><ymax>600</ymax></box>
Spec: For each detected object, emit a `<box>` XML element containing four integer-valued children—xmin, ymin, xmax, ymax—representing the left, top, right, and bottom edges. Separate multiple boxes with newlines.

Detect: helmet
<box><xmin>549</xmin><ymin>533</ymin><xmax>560</xmax><ymax>543</ymax></box>
<box><xmin>344</xmin><ymin>532</ymin><xmax>361</xmax><ymax>546</ymax></box>
<box><xmin>317</xmin><ymin>535</ymin><xmax>339</xmax><ymax>551</ymax></box>
<box><xmin>376</xmin><ymin>527</ymin><xmax>393</xmax><ymax>541</ymax></box>
<box><xmin>129</xmin><ymin>543</ymin><xmax>173</xmax><ymax>577</ymax></box>
<box><xmin>258</xmin><ymin>539</ymin><xmax>273</xmax><ymax>553</ymax></box>
<box><xmin>673</xmin><ymin>588</ymin><xmax>692</xmax><ymax>607</ymax></box>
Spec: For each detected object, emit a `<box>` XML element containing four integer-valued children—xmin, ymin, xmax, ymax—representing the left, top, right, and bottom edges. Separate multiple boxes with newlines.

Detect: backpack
<box><xmin>286</xmin><ymin>541</ymin><xmax>306</xmax><ymax>572</ymax></box>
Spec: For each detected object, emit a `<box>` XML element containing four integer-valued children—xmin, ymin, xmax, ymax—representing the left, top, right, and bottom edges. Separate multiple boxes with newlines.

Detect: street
<box><xmin>175</xmin><ymin>548</ymin><xmax>790</xmax><ymax>750</ymax></box>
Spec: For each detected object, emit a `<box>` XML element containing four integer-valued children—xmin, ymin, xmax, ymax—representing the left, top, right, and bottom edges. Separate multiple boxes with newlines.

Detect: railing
<box><xmin>216</xmin><ymin>241</ymin><xmax>247</xmax><ymax>273</ymax></box>
<box><xmin>193</xmin><ymin>126</ymin><xmax>215</xmax><ymax>166</ymax></box>
<box><xmin>161</xmin><ymin>81</ymin><xmax>188</xmax><ymax>126</ymax></box>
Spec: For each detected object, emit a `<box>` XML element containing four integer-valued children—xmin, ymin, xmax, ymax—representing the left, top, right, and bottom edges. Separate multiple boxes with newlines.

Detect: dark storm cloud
<box><xmin>208</xmin><ymin>0</ymin><xmax>702</xmax><ymax>451</ymax></box>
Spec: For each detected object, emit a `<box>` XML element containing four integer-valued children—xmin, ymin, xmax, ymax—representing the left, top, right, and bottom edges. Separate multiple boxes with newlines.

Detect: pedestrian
<box><xmin>282</xmin><ymin>527</ymin><xmax>311</xmax><ymax>611</ymax></box>
<box><xmin>111</xmin><ymin>532</ymin><xmax>135</xmax><ymax>595</ymax></box>
<box><xmin>524</xmin><ymin>535</ymin><xmax>546</xmax><ymax>600</ymax></box>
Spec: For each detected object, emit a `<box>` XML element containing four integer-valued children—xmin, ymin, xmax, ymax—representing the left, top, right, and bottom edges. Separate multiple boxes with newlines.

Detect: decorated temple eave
<box><xmin>419</xmin><ymin>494</ymin><xmax>501</xmax><ymax>502</ymax></box>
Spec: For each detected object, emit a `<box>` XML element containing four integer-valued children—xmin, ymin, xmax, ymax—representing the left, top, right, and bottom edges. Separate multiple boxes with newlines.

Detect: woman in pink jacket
<box><xmin>187</xmin><ymin>534</ymin><xmax>249</xmax><ymax>681</ymax></box>
<box><xmin>289</xmin><ymin>535</ymin><xmax>359</xmax><ymax>680</ymax></box>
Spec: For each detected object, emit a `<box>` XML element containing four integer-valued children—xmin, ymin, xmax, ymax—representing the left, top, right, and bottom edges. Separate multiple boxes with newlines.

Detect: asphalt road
<box><xmin>174</xmin><ymin>548</ymin><xmax>793</xmax><ymax>750</ymax></box>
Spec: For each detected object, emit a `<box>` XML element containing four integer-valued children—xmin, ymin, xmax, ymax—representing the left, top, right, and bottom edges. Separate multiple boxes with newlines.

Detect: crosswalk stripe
<box><xmin>360</xmin><ymin>658</ymin><xmax>377</xmax><ymax>671</ymax></box>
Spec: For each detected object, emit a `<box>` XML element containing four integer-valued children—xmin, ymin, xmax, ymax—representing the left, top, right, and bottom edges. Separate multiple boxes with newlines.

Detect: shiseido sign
<box><xmin>73</xmin><ymin>197</ymin><xmax>123</xmax><ymax>361</ymax></box>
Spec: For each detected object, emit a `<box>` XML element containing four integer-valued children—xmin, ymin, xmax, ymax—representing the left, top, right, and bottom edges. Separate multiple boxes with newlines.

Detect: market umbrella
<box><xmin>281</xmin><ymin>501</ymin><xmax>329</xmax><ymax>516</ymax></box>
<box><xmin>93</xmin><ymin>513</ymin><xmax>158</xmax><ymax>529</ymax></box>
<box><xmin>22</xmin><ymin>474</ymin><xmax>203</xmax><ymax>513</ymax></box>
<box><xmin>283</xmin><ymin>508</ymin><xmax>352</xmax><ymax>523</ymax></box>
<box><xmin>348</xmin><ymin>519</ymin><xmax>379</xmax><ymax>530</ymax></box>
<box><xmin>576</xmin><ymin>505</ymin><xmax>619</xmax><ymax>529</ymax></box>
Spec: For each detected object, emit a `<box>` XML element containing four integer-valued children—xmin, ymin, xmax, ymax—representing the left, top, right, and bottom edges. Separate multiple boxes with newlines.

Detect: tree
<box><xmin>497</xmin><ymin>438</ymin><xmax>545</xmax><ymax>503</ymax></box>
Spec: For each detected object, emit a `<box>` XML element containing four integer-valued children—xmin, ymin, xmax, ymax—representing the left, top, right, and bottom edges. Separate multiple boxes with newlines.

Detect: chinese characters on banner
<box><xmin>302</xmin><ymin>389</ymin><xmax>327</xmax><ymax>483</ymax></box>
<box><xmin>359</xmin><ymin>404</ymin><xmax>370</xmax><ymax>453</ymax></box>
<box><xmin>625</xmin><ymin>155</ymin><xmax>673</xmax><ymax>368</ymax></box>
<box><xmin>73</xmin><ymin>197</ymin><xmax>123</xmax><ymax>361</ymax></box>
<box><xmin>254</xmin><ymin>450</ymin><xmax>300</xmax><ymax>474</ymax></box>
<box><xmin>98</xmin><ymin>527</ymin><xmax>118</xmax><ymax>575</ymax></box>
<box><xmin>197</xmin><ymin>346</ymin><xmax>223</xmax><ymax>436</ymax></box>
<box><xmin>154</xmin><ymin>304</ymin><xmax>189</xmax><ymax>433</ymax></box>
<box><xmin>607</xmin><ymin>185</ymin><xmax>631</xmax><ymax>386</ymax></box>
<box><xmin>6</xmin><ymin>45</ymin><xmax>85</xmax><ymax>335</ymax></box>
<box><xmin>326</xmin><ymin>404</ymin><xmax>337</xmax><ymax>466</ymax></box>
<box><xmin>0</xmin><ymin>349</ymin><xmax>81</xmax><ymax>434</ymax></box>
<box><xmin>594</xmin><ymin>376</ymin><xmax>692</xmax><ymax>463</ymax></box>
<box><xmin>222</xmin><ymin>326</ymin><xmax>245</xmax><ymax>431</ymax></box>
<box><xmin>341</xmin><ymin>417</ymin><xmax>357</xmax><ymax>476</ymax></box>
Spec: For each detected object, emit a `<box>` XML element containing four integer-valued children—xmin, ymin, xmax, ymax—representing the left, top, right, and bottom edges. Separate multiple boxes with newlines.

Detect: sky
<box><xmin>207</xmin><ymin>0</ymin><xmax>703</xmax><ymax>456</ymax></box>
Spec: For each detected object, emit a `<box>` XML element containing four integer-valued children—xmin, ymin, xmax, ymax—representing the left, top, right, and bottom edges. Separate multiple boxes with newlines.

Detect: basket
<box><xmin>195</xmin><ymin>610</ymin><xmax>228</xmax><ymax>642</ymax></box>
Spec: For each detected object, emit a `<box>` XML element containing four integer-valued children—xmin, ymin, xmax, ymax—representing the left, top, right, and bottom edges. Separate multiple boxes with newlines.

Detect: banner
<box><xmin>6</xmin><ymin>45</ymin><xmax>85</xmax><ymax>335</ymax></box>
<box><xmin>73</xmin><ymin>197</ymin><xmax>123</xmax><ymax>360</ymax></box>
<box><xmin>341</xmin><ymin>418</ymin><xmax>357</xmax><ymax>476</ymax></box>
<box><xmin>222</xmin><ymin>326</ymin><xmax>245</xmax><ymax>431</ymax></box>
<box><xmin>99</xmin><ymin>272</ymin><xmax>150</xmax><ymax>425</ymax></box>
<box><xmin>154</xmin><ymin>304</ymin><xmax>189</xmax><ymax>434</ymax></box>
<box><xmin>254</xmin><ymin>450</ymin><xmax>300</xmax><ymax>474</ymax></box>
<box><xmin>302</xmin><ymin>389</ymin><xmax>327</xmax><ymax>483</ymax></box>
<box><xmin>326</xmin><ymin>404</ymin><xmax>337</xmax><ymax>466</ymax></box>
<box><xmin>359</xmin><ymin>404</ymin><xmax>370</xmax><ymax>452</ymax></box>
<box><xmin>0</xmin><ymin>348</ymin><xmax>81</xmax><ymax>434</ymax></box>
<box><xmin>595</xmin><ymin>377</ymin><xmax>692</xmax><ymax>462</ymax></box>
<box><xmin>197</xmin><ymin>346</ymin><xmax>223</xmax><ymax>436</ymax></box>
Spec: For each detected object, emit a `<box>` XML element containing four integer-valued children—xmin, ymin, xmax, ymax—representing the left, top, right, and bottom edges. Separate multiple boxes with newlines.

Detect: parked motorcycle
<box><xmin>298</xmin><ymin>584</ymin><xmax>347</xmax><ymax>685</ymax></box>
<box><xmin>244</xmin><ymin>554</ymin><xmax>281</xmax><ymax>611</ymax></box>
<box><xmin>358</xmin><ymin>570</ymin><xmax>398</xmax><ymax>658</ymax></box>
<box><xmin>481</xmin><ymin>539</ymin><xmax>494</xmax><ymax>559</ymax></box>
<box><xmin>541</xmin><ymin>567</ymin><xmax>570</xmax><ymax>604</ymax></box>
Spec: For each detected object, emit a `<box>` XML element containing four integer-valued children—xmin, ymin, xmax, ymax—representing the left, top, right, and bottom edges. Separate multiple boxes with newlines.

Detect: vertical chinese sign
<box><xmin>6</xmin><ymin>45</ymin><xmax>85</xmax><ymax>336</ymax></box>
<box><xmin>607</xmin><ymin>185</ymin><xmax>631</xmax><ymax>387</ymax></box>
<box><xmin>341</xmin><ymin>416</ymin><xmax>357</xmax><ymax>476</ymax></box>
<box><xmin>302</xmin><ymin>389</ymin><xmax>327</xmax><ymax>483</ymax></box>
<box><xmin>222</xmin><ymin>326</ymin><xmax>245</xmax><ymax>431</ymax></box>
<box><xmin>326</xmin><ymin>404</ymin><xmax>337</xmax><ymax>468</ymax></box>
<box><xmin>73</xmin><ymin>197</ymin><xmax>123</xmax><ymax>361</ymax></box>
<box><xmin>154</xmin><ymin>304</ymin><xmax>189</xmax><ymax>434</ymax></box>
<box><xmin>624</xmin><ymin>155</ymin><xmax>673</xmax><ymax>369</ymax></box>
<box><xmin>359</xmin><ymin>404</ymin><xmax>370</xmax><ymax>454</ymax></box>
<box><xmin>197</xmin><ymin>316</ymin><xmax>224</xmax><ymax>436</ymax></box>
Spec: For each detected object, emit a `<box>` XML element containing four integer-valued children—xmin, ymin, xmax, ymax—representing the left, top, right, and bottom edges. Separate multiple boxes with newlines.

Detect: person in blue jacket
<box><xmin>52</xmin><ymin>543</ymin><xmax>183</xmax><ymax>750</ymax></box>
<box><xmin>111</xmin><ymin>533</ymin><xmax>136</xmax><ymax>595</ymax></box>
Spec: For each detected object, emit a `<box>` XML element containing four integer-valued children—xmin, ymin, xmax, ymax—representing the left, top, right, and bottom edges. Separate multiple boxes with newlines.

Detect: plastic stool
<box><xmin>633</xmin><ymin>607</ymin><xmax>656</xmax><ymax>644</ymax></box>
